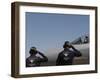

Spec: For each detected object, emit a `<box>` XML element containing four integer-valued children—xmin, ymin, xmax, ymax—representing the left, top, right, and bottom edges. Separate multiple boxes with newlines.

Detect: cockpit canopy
<box><xmin>71</xmin><ymin>35</ymin><xmax>89</xmax><ymax>44</ymax></box>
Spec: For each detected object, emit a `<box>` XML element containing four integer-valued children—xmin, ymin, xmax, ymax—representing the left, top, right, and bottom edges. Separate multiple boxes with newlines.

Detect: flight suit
<box><xmin>56</xmin><ymin>48</ymin><xmax>82</xmax><ymax>65</ymax></box>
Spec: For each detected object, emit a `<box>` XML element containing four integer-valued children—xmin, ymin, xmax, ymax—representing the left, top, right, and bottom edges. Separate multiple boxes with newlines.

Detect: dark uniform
<box><xmin>56</xmin><ymin>49</ymin><xmax>81</xmax><ymax>65</ymax></box>
<box><xmin>56</xmin><ymin>41</ymin><xmax>82</xmax><ymax>65</ymax></box>
<box><xmin>26</xmin><ymin>47</ymin><xmax>48</xmax><ymax>67</ymax></box>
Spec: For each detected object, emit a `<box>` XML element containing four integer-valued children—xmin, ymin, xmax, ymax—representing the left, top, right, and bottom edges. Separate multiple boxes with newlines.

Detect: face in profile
<box><xmin>63</xmin><ymin>41</ymin><xmax>72</xmax><ymax>49</ymax></box>
<box><xmin>29</xmin><ymin>47</ymin><xmax>37</xmax><ymax>55</ymax></box>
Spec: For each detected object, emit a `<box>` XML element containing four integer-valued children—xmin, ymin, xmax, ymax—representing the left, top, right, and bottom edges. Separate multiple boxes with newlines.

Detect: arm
<box><xmin>37</xmin><ymin>51</ymin><xmax>48</xmax><ymax>62</ymax></box>
<box><xmin>71</xmin><ymin>46</ymin><xmax>82</xmax><ymax>57</ymax></box>
<box><xmin>56</xmin><ymin>52</ymin><xmax>63</xmax><ymax>65</ymax></box>
<box><xmin>26</xmin><ymin>58</ymin><xmax>30</xmax><ymax>67</ymax></box>
<box><xmin>56</xmin><ymin>54</ymin><xmax>61</xmax><ymax>65</ymax></box>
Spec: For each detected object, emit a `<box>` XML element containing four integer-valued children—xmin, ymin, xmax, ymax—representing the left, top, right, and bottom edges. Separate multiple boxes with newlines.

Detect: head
<box><xmin>63</xmin><ymin>41</ymin><xmax>71</xmax><ymax>49</ymax></box>
<box><xmin>85</xmin><ymin>36</ymin><xmax>88</xmax><ymax>39</ymax></box>
<box><xmin>29</xmin><ymin>47</ymin><xmax>37</xmax><ymax>56</ymax></box>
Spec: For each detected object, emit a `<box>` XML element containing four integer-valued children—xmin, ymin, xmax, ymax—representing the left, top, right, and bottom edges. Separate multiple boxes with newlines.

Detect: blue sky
<box><xmin>25</xmin><ymin>12</ymin><xmax>89</xmax><ymax>57</ymax></box>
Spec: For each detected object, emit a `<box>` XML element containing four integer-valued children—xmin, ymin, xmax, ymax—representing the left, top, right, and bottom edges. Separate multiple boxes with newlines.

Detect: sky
<box><xmin>25</xmin><ymin>12</ymin><xmax>89</xmax><ymax>58</ymax></box>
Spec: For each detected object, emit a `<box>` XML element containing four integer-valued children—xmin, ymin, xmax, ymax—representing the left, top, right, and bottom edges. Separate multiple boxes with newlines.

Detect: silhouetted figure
<box><xmin>26</xmin><ymin>47</ymin><xmax>48</xmax><ymax>67</ymax></box>
<box><xmin>56</xmin><ymin>41</ymin><xmax>82</xmax><ymax>65</ymax></box>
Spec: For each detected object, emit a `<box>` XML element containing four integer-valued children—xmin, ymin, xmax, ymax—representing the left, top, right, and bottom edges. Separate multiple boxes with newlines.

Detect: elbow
<box><xmin>80</xmin><ymin>53</ymin><xmax>82</xmax><ymax>56</ymax></box>
<box><xmin>76</xmin><ymin>51</ymin><xmax>82</xmax><ymax>57</ymax></box>
<box><xmin>46</xmin><ymin>57</ymin><xmax>48</xmax><ymax>62</ymax></box>
<box><xmin>44</xmin><ymin>57</ymin><xmax>48</xmax><ymax>62</ymax></box>
<box><xmin>78</xmin><ymin>52</ymin><xmax>82</xmax><ymax>57</ymax></box>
